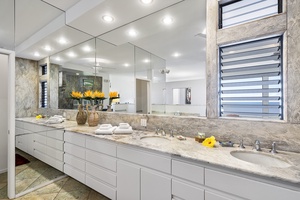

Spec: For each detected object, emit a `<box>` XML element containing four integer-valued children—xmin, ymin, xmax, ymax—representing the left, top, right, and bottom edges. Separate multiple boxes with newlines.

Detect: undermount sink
<box><xmin>140</xmin><ymin>135</ymin><xmax>170</xmax><ymax>144</ymax></box>
<box><xmin>230</xmin><ymin>151</ymin><xmax>291</xmax><ymax>168</ymax></box>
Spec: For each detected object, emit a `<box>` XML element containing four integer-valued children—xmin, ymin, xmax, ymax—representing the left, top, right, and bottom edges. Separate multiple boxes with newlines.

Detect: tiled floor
<box><xmin>0</xmin><ymin>149</ymin><xmax>110</xmax><ymax>200</ymax></box>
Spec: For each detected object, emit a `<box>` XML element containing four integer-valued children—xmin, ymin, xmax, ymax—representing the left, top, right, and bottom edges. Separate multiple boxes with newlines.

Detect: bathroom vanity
<box><xmin>15</xmin><ymin>118</ymin><xmax>300</xmax><ymax>200</ymax></box>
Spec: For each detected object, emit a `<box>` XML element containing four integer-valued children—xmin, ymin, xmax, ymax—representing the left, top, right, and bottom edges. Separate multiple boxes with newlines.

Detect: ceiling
<box><xmin>0</xmin><ymin>0</ymin><xmax>207</xmax><ymax>82</ymax></box>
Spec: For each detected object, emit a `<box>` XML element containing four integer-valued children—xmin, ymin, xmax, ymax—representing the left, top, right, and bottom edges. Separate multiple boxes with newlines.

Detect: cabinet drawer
<box><xmin>46</xmin><ymin>146</ymin><xmax>64</xmax><ymax>161</ymax></box>
<box><xmin>34</xmin><ymin>134</ymin><xmax>47</xmax><ymax>145</ymax></box>
<box><xmin>172</xmin><ymin>179</ymin><xmax>204</xmax><ymax>200</ymax></box>
<box><xmin>86</xmin><ymin>175</ymin><xmax>116</xmax><ymax>200</ymax></box>
<box><xmin>47</xmin><ymin>129</ymin><xmax>64</xmax><ymax>140</ymax></box>
<box><xmin>35</xmin><ymin>124</ymin><xmax>48</xmax><ymax>133</ymax></box>
<box><xmin>46</xmin><ymin>155</ymin><xmax>64</xmax><ymax>171</ymax></box>
<box><xmin>15</xmin><ymin>121</ymin><xmax>24</xmax><ymax>128</ymax></box>
<box><xmin>86</xmin><ymin>138</ymin><xmax>116</xmax><ymax>157</ymax></box>
<box><xmin>47</xmin><ymin>137</ymin><xmax>64</xmax><ymax>151</ymax></box>
<box><xmin>205</xmin><ymin>169</ymin><xmax>300</xmax><ymax>200</ymax></box>
<box><xmin>16</xmin><ymin>135</ymin><xmax>27</xmax><ymax>152</ymax></box>
<box><xmin>23</xmin><ymin>122</ymin><xmax>36</xmax><ymax>132</ymax></box>
<box><xmin>64</xmin><ymin>131</ymin><xmax>85</xmax><ymax>147</ymax></box>
<box><xmin>117</xmin><ymin>146</ymin><xmax>171</xmax><ymax>174</ymax></box>
<box><xmin>64</xmin><ymin>154</ymin><xmax>85</xmax><ymax>171</ymax></box>
<box><xmin>15</xmin><ymin>127</ymin><xmax>23</xmax><ymax>135</ymax></box>
<box><xmin>205</xmin><ymin>191</ymin><xmax>233</xmax><ymax>200</ymax></box>
<box><xmin>86</xmin><ymin>162</ymin><xmax>117</xmax><ymax>187</ymax></box>
<box><xmin>33</xmin><ymin>149</ymin><xmax>47</xmax><ymax>163</ymax></box>
<box><xmin>86</xmin><ymin>149</ymin><xmax>116</xmax><ymax>172</ymax></box>
<box><xmin>33</xmin><ymin>141</ymin><xmax>46</xmax><ymax>154</ymax></box>
<box><xmin>64</xmin><ymin>143</ymin><xmax>85</xmax><ymax>159</ymax></box>
<box><xmin>172</xmin><ymin>160</ymin><xmax>204</xmax><ymax>185</ymax></box>
<box><xmin>64</xmin><ymin>164</ymin><xmax>85</xmax><ymax>184</ymax></box>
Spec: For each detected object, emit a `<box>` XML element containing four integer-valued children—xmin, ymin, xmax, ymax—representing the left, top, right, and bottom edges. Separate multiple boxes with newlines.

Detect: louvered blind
<box><xmin>219</xmin><ymin>36</ymin><xmax>283</xmax><ymax>119</ymax></box>
<box><xmin>219</xmin><ymin>0</ymin><xmax>282</xmax><ymax>29</ymax></box>
<box><xmin>41</xmin><ymin>81</ymin><xmax>47</xmax><ymax>108</ymax></box>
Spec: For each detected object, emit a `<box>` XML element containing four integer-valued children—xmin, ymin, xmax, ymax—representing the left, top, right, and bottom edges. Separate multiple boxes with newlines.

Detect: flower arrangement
<box><xmin>202</xmin><ymin>136</ymin><xmax>216</xmax><ymax>148</ymax></box>
<box><xmin>109</xmin><ymin>91</ymin><xmax>119</xmax><ymax>105</ymax></box>
<box><xmin>70</xmin><ymin>91</ymin><xmax>83</xmax><ymax>99</ymax></box>
<box><xmin>71</xmin><ymin>90</ymin><xmax>106</xmax><ymax>106</ymax></box>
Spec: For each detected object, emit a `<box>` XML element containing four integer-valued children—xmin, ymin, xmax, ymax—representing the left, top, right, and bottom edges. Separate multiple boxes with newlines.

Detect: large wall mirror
<box><xmin>49</xmin><ymin>0</ymin><xmax>206</xmax><ymax>116</ymax></box>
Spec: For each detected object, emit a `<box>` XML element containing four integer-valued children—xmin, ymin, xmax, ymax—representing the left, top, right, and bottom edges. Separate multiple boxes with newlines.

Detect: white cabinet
<box><xmin>141</xmin><ymin>169</ymin><xmax>171</xmax><ymax>200</ymax></box>
<box><xmin>205</xmin><ymin>191</ymin><xmax>234</xmax><ymax>200</ymax></box>
<box><xmin>117</xmin><ymin>161</ymin><xmax>140</xmax><ymax>200</ymax></box>
<box><xmin>172</xmin><ymin>179</ymin><xmax>204</xmax><ymax>200</ymax></box>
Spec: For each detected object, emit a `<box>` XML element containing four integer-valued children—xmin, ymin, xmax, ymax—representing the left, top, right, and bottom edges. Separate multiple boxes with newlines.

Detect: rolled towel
<box><xmin>95</xmin><ymin>126</ymin><xmax>116</xmax><ymax>135</ymax></box>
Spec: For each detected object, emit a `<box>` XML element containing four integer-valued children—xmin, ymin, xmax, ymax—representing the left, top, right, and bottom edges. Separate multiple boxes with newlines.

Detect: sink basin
<box><xmin>230</xmin><ymin>151</ymin><xmax>291</xmax><ymax>168</ymax></box>
<box><xmin>140</xmin><ymin>136</ymin><xmax>170</xmax><ymax>144</ymax></box>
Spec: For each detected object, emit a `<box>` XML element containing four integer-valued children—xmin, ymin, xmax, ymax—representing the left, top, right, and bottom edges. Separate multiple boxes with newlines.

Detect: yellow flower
<box><xmin>93</xmin><ymin>90</ymin><xmax>105</xmax><ymax>98</ymax></box>
<box><xmin>71</xmin><ymin>91</ymin><xmax>83</xmax><ymax>99</ymax></box>
<box><xmin>35</xmin><ymin>115</ymin><xmax>42</xmax><ymax>119</ymax></box>
<box><xmin>84</xmin><ymin>90</ymin><xmax>93</xmax><ymax>98</ymax></box>
<box><xmin>202</xmin><ymin>136</ymin><xmax>216</xmax><ymax>148</ymax></box>
<box><xmin>109</xmin><ymin>91</ymin><xmax>118</xmax><ymax>98</ymax></box>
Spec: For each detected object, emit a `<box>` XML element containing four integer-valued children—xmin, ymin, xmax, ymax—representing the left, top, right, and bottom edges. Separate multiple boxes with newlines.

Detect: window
<box><xmin>41</xmin><ymin>64</ymin><xmax>47</xmax><ymax>75</ymax></box>
<box><xmin>219</xmin><ymin>35</ymin><xmax>283</xmax><ymax>120</ymax></box>
<box><xmin>41</xmin><ymin>81</ymin><xmax>47</xmax><ymax>108</ymax></box>
<box><xmin>219</xmin><ymin>0</ymin><xmax>283</xmax><ymax>29</ymax></box>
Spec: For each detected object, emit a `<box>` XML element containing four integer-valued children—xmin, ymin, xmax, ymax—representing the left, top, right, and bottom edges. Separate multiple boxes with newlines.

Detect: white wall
<box><xmin>0</xmin><ymin>54</ymin><xmax>8</xmax><ymax>173</ymax></box>
<box><xmin>110</xmin><ymin>73</ymin><xmax>135</xmax><ymax>104</ymax></box>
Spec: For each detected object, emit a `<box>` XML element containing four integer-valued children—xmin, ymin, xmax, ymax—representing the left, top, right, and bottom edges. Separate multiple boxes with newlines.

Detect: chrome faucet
<box><xmin>238</xmin><ymin>139</ymin><xmax>245</xmax><ymax>149</ymax></box>
<box><xmin>270</xmin><ymin>142</ymin><xmax>278</xmax><ymax>154</ymax></box>
<box><xmin>253</xmin><ymin>140</ymin><xmax>262</xmax><ymax>151</ymax></box>
<box><xmin>169</xmin><ymin>129</ymin><xmax>174</xmax><ymax>137</ymax></box>
<box><xmin>155</xmin><ymin>127</ymin><xmax>166</xmax><ymax>136</ymax></box>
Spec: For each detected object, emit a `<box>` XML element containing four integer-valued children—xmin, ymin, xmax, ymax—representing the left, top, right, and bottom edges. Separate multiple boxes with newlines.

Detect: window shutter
<box><xmin>41</xmin><ymin>81</ymin><xmax>47</xmax><ymax>108</ymax></box>
<box><xmin>219</xmin><ymin>36</ymin><xmax>283</xmax><ymax>119</ymax></box>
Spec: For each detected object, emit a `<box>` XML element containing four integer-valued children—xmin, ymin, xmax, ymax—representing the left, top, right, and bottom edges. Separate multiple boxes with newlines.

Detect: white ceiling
<box><xmin>0</xmin><ymin>0</ymin><xmax>207</xmax><ymax>82</ymax></box>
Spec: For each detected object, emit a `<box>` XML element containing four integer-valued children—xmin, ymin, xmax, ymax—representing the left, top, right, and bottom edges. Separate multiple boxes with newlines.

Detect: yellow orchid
<box><xmin>84</xmin><ymin>90</ymin><xmax>94</xmax><ymax>98</ymax></box>
<box><xmin>70</xmin><ymin>91</ymin><xmax>83</xmax><ymax>99</ymax></box>
<box><xmin>35</xmin><ymin>115</ymin><xmax>42</xmax><ymax>119</ymax></box>
<box><xmin>109</xmin><ymin>91</ymin><xmax>118</xmax><ymax>98</ymax></box>
<box><xmin>202</xmin><ymin>136</ymin><xmax>216</xmax><ymax>148</ymax></box>
<box><xmin>93</xmin><ymin>90</ymin><xmax>105</xmax><ymax>98</ymax></box>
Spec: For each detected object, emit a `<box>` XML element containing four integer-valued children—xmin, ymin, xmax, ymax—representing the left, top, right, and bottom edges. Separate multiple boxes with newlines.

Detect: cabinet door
<box><xmin>141</xmin><ymin>169</ymin><xmax>171</xmax><ymax>200</ymax></box>
<box><xmin>205</xmin><ymin>191</ymin><xmax>233</xmax><ymax>200</ymax></box>
<box><xmin>117</xmin><ymin>161</ymin><xmax>140</xmax><ymax>200</ymax></box>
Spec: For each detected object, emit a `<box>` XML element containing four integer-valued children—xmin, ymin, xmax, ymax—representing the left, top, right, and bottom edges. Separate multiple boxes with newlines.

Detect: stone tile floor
<box><xmin>0</xmin><ymin>149</ymin><xmax>110</xmax><ymax>200</ymax></box>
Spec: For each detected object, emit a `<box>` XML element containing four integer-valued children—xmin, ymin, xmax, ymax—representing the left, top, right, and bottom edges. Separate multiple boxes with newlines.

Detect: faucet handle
<box><xmin>270</xmin><ymin>142</ymin><xmax>278</xmax><ymax>154</ymax></box>
<box><xmin>155</xmin><ymin>128</ymin><xmax>160</xmax><ymax>135</ymax></box>
<box><xmin>169</xmin><ymin>129</ymin><xmax>175</xmax><ymax>137</ymax></box>
<box><xmin>238</xmin><ymin>139</ymin><xmax>245</xmax><ymax>149</ymax></box>
<box><xmin>254</xmin><ymin>140</ymin><xmax>262</xmax><ymax>151</ymax></box>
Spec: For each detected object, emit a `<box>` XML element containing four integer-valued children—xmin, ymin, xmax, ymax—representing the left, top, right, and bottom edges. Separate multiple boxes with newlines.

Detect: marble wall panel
<box><xmin>49</xmin><ymin>64</ymin><xmax>59</xmax><ymax>109</ymax></box>
<box><xmin>15</xmin><ymin>58</ymin><xmax>38</xmax><ymax>117</ymax></box>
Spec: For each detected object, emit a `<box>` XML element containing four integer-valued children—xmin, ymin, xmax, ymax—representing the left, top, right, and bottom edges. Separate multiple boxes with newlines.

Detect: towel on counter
<box><xmin>45</xmin><ymin>115</ymin><xmax>65</xmax><ymax>124</ymax></box>
<box><xmin>95</xmin><ymin>126</ymin><xmax>116</xmax><ymax>135</ymax></box>
<box><xmin>98</xmin><ymin>124</ymin><xmax>113</xmax><ymax>130</ymax></box>
<box><xmin>114</xmin><ymin>126</ymin><xmax>133</xmax><ymax>134</ymax></box>
<box><xmin>118</xmin><ymin>123</ymin><xmax>130</xmax><ymax>129</ymax></box>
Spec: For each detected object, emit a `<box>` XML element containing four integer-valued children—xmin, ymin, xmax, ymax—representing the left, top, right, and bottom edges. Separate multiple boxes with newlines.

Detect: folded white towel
<box><xmin>45</xmin><ymin>116</ymin><xmax>65</xmax><ymax>124</ymax></box>
<box><xmin>99</xmin><ymin>124</ymin><xmax>113</xmax><ymax>130</ymax></box>
<box><xmin>114</xmin><ymin>126</ymin><xmax>133</xmax><ymax>134</ymax></box>
<box><xmin>95</xmin><ymin>126</ymin><xmax>116</xmax><ymax>135</ymax></box>
<box><xmin>118</xmin><ymin>123</ymin><xmax>130</xmax><ymax>129</ymax></box>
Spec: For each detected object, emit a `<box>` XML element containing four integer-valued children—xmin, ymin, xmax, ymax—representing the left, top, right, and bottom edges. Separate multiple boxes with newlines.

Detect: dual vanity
<box><xmin>15</xmin><ymin>118</ymin><xmax>300</xmax><ymax>200</ymax></box>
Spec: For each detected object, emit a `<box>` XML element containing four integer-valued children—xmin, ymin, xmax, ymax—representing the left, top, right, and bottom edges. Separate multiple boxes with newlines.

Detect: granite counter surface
<box><xmin>17</xmin><ymin>118</ymin><xmax>300</xmax><ymax>185</ymax></box>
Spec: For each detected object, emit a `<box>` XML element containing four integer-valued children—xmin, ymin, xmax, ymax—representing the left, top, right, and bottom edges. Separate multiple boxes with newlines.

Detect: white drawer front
<box><xmin>33</xmin><ymin>141</ymin><xmax>46</xmax><ymax>154</ymax></box>
<box><xmin>172</xmin><ymin>160</ymin><xmax>204</xmax><ymax>185</ymax></box>
<box><xmin>86</xmin><ymin>149</ymin><xmax>116</xmax><ymax>172</ymax></box>
<box><xmin>172</xmin><ymin>179</ymin><xmax>204</xmax><ymax>200</ymax></box>
<box><xmin>64</xmin><ymin>164</ymin><xmax>85</xmax><ymax>184</ymax></box>
<box><xmin>15</xmin><ymin>127</ymin><xmax>23</xmax><ymax>135</ymax></box>
<box><xmin>64</xmin><ymin>154</ymin><xmax>85</xmax><ymax>172</ymax></box>
<box><xmin>86</xmin><ymin>138</ymin><xmax>116</xmax><ymax>157</ymax></box>
<box><xmin>86</xmin><ymin>175</ymin><xmax>116</xmax><ymax>200</ymax></box>
<box><xmin>15</xmin><ymin>121</ymin><xmax>24</xmax><ymax>128</ymax></box>
<box><xmin>34</xmin><ymin>134</ymin><xmax>47</xmax><ymax>144</ymax></box>
<box><xmin>65</xmin><ymin>131</ymin><xmax>85</xmax><ymax>147</ymax></box>
<box><xmin>33</xmin><ymin>149</ymin><xmax>47</xmax><ymax>163</ymax></box>
<box><xmin>117</xmin><ymin>146</ymin><xmax>171</xmax><ymax>174</ymax></box>
<box><xmin>86</xmin><ymin>162</ymin><xmax>117</xmax><ymax>187</ymax></box>
<box><xmin>47</xmin><ymin>129</ymin><xmax>64</xmax><ymax>140</ymax></box>
<box><xmin>64</xmin><ymin>142</ymin><xmax>85</xmax><ymax>159</ymax></box>
<box><xmin>46</xmin><ymin>155</ymin><xmax>64</xmax><ymax>171</ymax></box>
<box><xmin>23</xmin><ymin>122</ymin><xmax>36</xmax><ymax>132</ymax></box>
<box><xmin>47</xmin><ymin>137</ymin><xmax>64</xmax><ymax>151</ymax></box>
<box><xmin>205</xmin><ymin>191</ymin><xmax>233</xmax><ymax>200</ymax></box>
<box><xmin>205</xmin><ymin>169</ymin><xmax>300</xmax><ymax>200</ymax></box>
<box><xmin>46</xmin><ymin>146</ymin><xmax>64</xmax><ymax>161</ymax></box>
<box><xmin>35</xmin><ymin>124</ymin><xmax>48</xmax><ymax>132</ymax></box>
<box><xmin>16</xmin><ymin>135</ymin><xmax>27</xmax><ymax>152</ymax></box>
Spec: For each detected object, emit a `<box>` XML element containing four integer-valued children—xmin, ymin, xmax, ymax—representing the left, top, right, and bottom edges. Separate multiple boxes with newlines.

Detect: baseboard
<box><xmin>0</xmin><ymin>168</ymin><xmax>7</xmax><ymax>174</ymax></box>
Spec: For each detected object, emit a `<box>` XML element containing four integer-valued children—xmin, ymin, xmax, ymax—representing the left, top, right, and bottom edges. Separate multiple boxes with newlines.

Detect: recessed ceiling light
<box><xmin>102</xmin><ymin>15</ymin><xmax>114</xmax><ymax>23</ymax></box>
<box><xmin>58</xmin><ymin>37</ymin><xmax>67</xmax><ymax>44</ymax></box>
<box><xmin>83</xmin><ymin>46</ymin><xmax>92</xmax><ymax>52</ymax></box>
<box><xmin>128</xmin><ymin>29</ymin><xmax>138</xmax><ymax>37</ymax></box>
<box><xmin>44</xmin><ymin>45</ymin><xmax>52</xmax><ymax>51</ymax></box>
<box><xmin>124</xmin><ymin>63</ymin><xmax>130</xmax><ymax>67</ymax></box>
<box><xmin>34</xmin><ymin>52</ymin><xmax>40</xmax><ymax>57</ymax></box>
<box><xmin>162</xmin><ymin>16</ymin><xmax>173</xmax><ymax>25</ymax></box>
<box><xmin>173</xmin><ymin>52</ymin><xmax>180</xmax><ymax>57</ymax></box>
<box><xmin>76</xmin><ymin>73</ymin><xmax>79</xmax><ymax>76</ymax></box>
<box><xmin>55</xmin><ymin>57</ymin><xmax>61</xmax><ymax>61</ymax></box>
<box><xmin>144</xmin><ymin>59</ymin><xmax>150</xmax><ymax>63</ymax></box>
<box><xmin>67</xmin><ymin>52</ymin><xmax>76</xmax><ymax>57</ymax></box>
<box><xmin>141</xmin><ymin>0</ymin><xmax>153</xmax><ymax>4</ymax></box>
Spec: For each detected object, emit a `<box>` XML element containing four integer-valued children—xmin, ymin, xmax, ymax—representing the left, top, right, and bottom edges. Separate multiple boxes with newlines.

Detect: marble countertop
<box><xmin>17</xmin><ymin>118</ymin><xmax>300</xmax><ymax>185</ymax></box>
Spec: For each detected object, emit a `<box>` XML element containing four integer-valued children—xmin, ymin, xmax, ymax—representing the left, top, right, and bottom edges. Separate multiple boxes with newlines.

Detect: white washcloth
<box><xmin>99</xmin><ymin>124</ymin><xmax>113</xmax><ymax>130</ymax></box>
<box><xmin>95</xmin><ymin>126</ymin><xmax>116</xmax><ymax>135</ymax></box>
<box><xmin>118</xmin><ymin>123</ymin><xmax>130</xmax><ymax>129</ymax></box>
<box><xmin>114</xmin><ymin>126</ymin><xmax>133</xmax><ymax>134</ymax></box>
<box><xmin>45</xmin><ymin>116</ymin><xmax>65</xmax><ymax>124</ymax></box>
